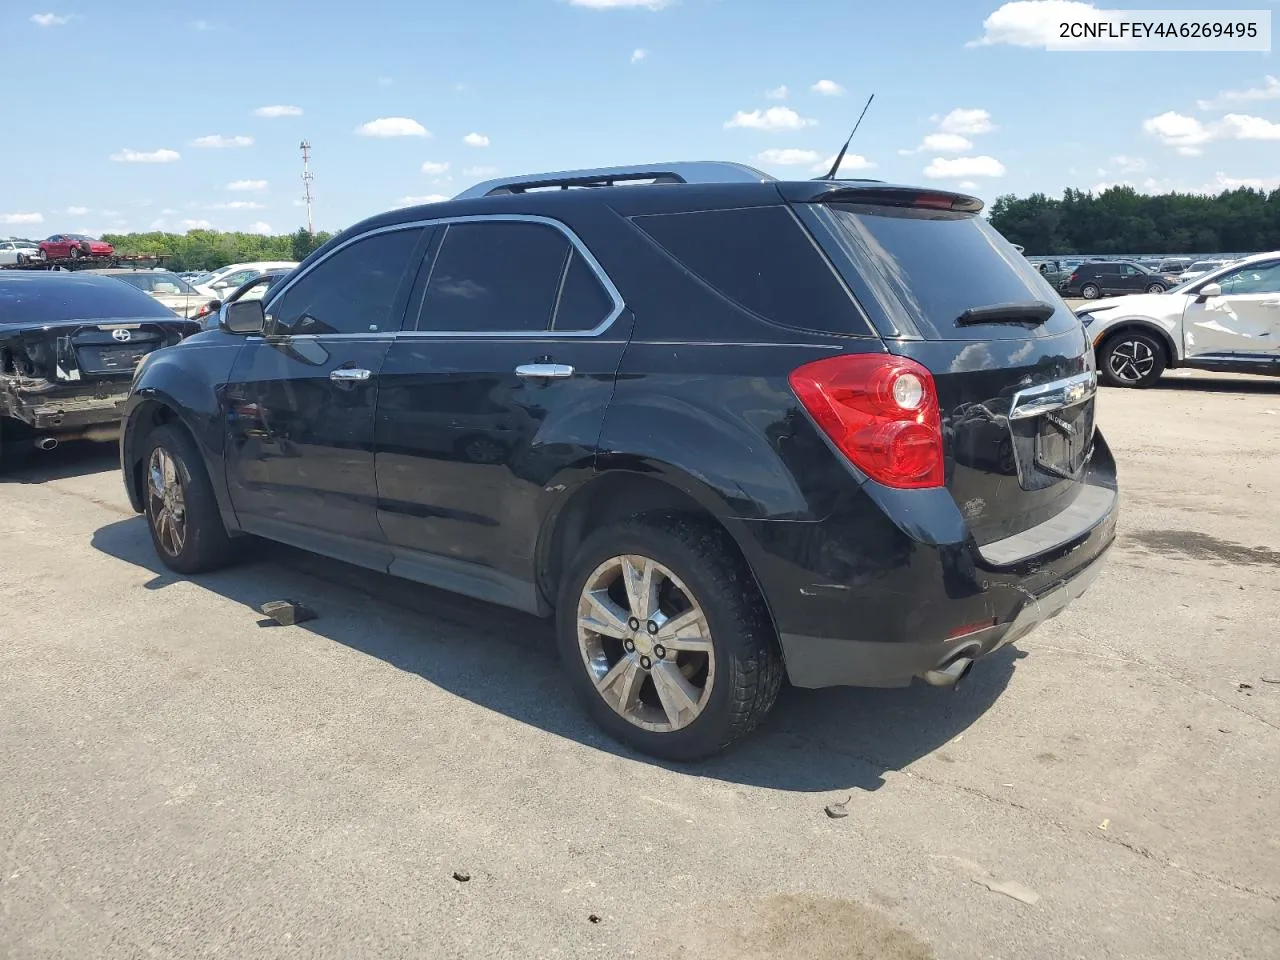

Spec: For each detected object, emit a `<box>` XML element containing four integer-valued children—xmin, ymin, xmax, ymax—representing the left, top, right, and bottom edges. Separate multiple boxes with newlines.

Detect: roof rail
<box><xmin>453</xmin><ymin>161</ymin><xmax>775</xmax><ymax>200</ymax></box>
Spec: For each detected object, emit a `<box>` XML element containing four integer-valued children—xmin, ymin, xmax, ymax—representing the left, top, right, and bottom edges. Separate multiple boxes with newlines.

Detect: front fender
<box><xmin>123</xmin><ymin>332</ymin><xmax>245</xmax><ymax>527</ymax></box>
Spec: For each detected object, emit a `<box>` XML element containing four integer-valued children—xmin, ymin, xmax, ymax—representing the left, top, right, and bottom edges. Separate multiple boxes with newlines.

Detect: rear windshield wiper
<box><xmin>956</xmin><ymin>301</ymin><xmax>1056</xmax><ymax>327</ymax></box>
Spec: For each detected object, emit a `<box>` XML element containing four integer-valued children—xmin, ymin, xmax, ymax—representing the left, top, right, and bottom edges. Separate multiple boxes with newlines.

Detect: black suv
<box><xmin>1061</xmin><ymin>260</ymin><xmax>1178</xmax><ymax>299</ymax></box>
<box><xmin>120</xmin><ymin>162</ymin><xmax>1118</xmax><ymax>760</ymax></box>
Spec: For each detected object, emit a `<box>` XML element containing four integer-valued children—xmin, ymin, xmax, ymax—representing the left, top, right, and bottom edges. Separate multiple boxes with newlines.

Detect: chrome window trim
<box><xmin>1008</xmin><ymin>371</ymin><xmax>1097</xmax><ymax>421</ymax></box>
<box><xmin>262</xmin><ymin>214</ymin><xmax>625</xmax><ymax>341</ymax></box>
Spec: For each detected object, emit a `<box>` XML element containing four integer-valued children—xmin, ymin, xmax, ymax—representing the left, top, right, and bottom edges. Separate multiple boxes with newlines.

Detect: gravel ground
<box><xmin>1</xmin><ymin>371</ymin><xmax>1277</xmax><ymax>960</ymax></box>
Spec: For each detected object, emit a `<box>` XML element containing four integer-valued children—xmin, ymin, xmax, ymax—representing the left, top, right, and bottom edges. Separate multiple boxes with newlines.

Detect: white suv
<box><xmin>1077</xmin><ymin>251</ymin><xmax>1280</xmax><ymax>387</ymax></box>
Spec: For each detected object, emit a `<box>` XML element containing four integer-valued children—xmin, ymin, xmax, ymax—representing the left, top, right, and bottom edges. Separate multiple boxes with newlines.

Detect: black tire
<box><xmin>69</xmin><ymin>247</ymin><xmax>81</xmax><ymax>261</ymax></box>
<box><xmin>1080</xmin><ymin>283</ymin><xmax>1101</xmax><ymax>300</ymax></box>
<box><xmin>141</xmin><ymin>423</ymin><xmax>237</xmax><ymax>574</ymax></box>
<box><xmin>15</xmin><ymin>253</ymin><xmax>26</xmax><ymax>265</ymax></box>
<box><xmin>556</xmin><ymin>513</ymin><xmax>784</xmax><ymax>761</ymax></box>
<box><xmin>1146</xmin><ymin>283</ymin><xmax>1165</xmax><ymax>294</ymax></box>
<box><xmin>1098</xmin><ymin>330</ymin><xmax>1166</xmax><ymax>388</ymax></box>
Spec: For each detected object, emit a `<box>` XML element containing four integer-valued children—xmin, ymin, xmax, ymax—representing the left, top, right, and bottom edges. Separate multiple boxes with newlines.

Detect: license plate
<box><xmin>1034</xmin><ymin>402</ymin><xmax>1093</xmax><ymax>479</ymax></box>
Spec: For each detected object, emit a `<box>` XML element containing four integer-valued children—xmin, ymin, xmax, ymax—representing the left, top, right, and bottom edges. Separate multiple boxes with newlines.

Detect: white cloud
<box><xmin>191</xmin><ymin>19</ymin><xmax>212</xmax><ymax>30</ymax></box>
<box><xmin>756</xmin><ymin>148</ymin><xmax>822</xmax><ymax>166</ymax></box>
<box><xmin>65</xmin><ymin>206</ymin><xmax>90</xmax><ymax>216</ymax></box>
<box><xmin>811</xmin><ymin>79</ymin><xmax>845</xmax><ymax>97</ymax></box>
<box><xmin>937</xmin><ymin>108</ymin><xmax>995</xmax><ymax>136</ymax></box>
<box><xmin>396</xmin><ymin>194</ymin><xmax>450</xmax><ymax>207</ymax></box>
<box><xmin>969</xmin><ymin>1</ymin><xmax>1102</xmax><ymax>47</ymax></box>
<box><xmin>463</xmin><ymin>132</ymin><xmax>490</xmax><ymax>147</ymax></box>
<box><xmin>568</xmin><ymin>0</ymin><xmax>667</xmax><ymax>7</ymax></box>
<box><xmin>1198</xmin><ymin>76</ymin><xmax>1280</xmax><ymax>111</ymax></box>
<box><xmin>958</xmin><ymin>181</ymin><xmax>979</xmax><ymax>190</ymax></box>
<box><xmin>356</xmin><ymin>117</ymin><xmax>430</xmax><ymax>137</ymax></box>
<box><xmin>212</xmin><ymin>201</ymin><xmax>265</xmax><ymax>211</ymax></box>
<box><xmin>1143</xmin><ymin>111</ymin><xmax>1211</xmax><ymax>150</ymax></box>
<box><xmin>630</xmin><ymin>48</ymin><xmax>648</xmax><ymax>63</ymax></box>
<box><xmin>765</xmin><ymin>85</ymin><xmax>788</xmax><ymax>100</ymax></box>
<box><xmin>900</xmin><ymin>132</ymin><xmax>973</xmax><ymax>155</ymax></box>
<box><xmin>191</xmin><ymin>134</ymin><xmax>253</xmax><ymax>148</ymax></box>
<box><xmin>254</xmin><ymin>105</ymin><xmax>303</xmax><ymax>118</ymax></box>
<box><xmin>924</xmin><ymin>155</ymin><xmax>1007</xmax><ymax>178</ymax></box>
<box><xmin>1209</xmin><ymin>172</ymin><xmax>1280</xmax><ymax>192</ymax></box>
<box><xmin>462</xmin><ymin>165</ymin><xmax>499</xmax><ymax>178</ymax></box>
<box><xmin>181</xmin><ymin>219</ymin><xmax>213</xmax><ymax>230</ymax></box>
<box><xmin>248</xmin><ymin>222</ymin><xmax>273</xmax><ymax>235</ymax></box>
<box><xmin>1218</xmin><ymin>113</ymin><xmax>1280</xmax><ymax>141</ymax></box>
<box><xmin>377</xmin><ymin>76</ymin><xmax>393</xmax><ymax>86</ymax></box>
<box><xmin>0</xmin><ymin>212</ymin><xmax>43</xmax><ymax>226</ymax></box>
<box><xmin>1143</xmin><ymin>111</ymin><xmax>1280</xmax><ymax>151</ymax></box>
<box><xmin>160</xmin><ymin>208</ymin><xmax>177</xmax><ymax>215</ymax></box>
<box><xmin>149</xmin><ymin>218</ymin><xmax>168</xmax><ymax>230</ymax></box>
<box><xmin>812</xmin><ymin>154</ymin><xmax>876</xmax><ymax>176</ymax></box>
<box><xmin>110</xmin><ymin>148</ymin><xmax>180</xmax><ymax>163</ymax></box>
<box><xmin>227</xmin><ymin>180</ymin><xmax>269</xmax><ymax>192</ymax></box>
<box><xmin>421</xmin><ymin>161</ymin><xmax>451</xmax><ymax>175</ymax></box>
<box><xmin>1111</xmin><ymin>155</ymin><xmax>1147</xmax><ymax>174</ymax></box>
<box><xmin>724</xmin><ymin>106</ymin><xmax>817</xmax><ymax>132</ymax></box>
<box><xmin>30</xmin><ymin>13</ymin><xmax>70</xmax><ymax>26</ymax></box>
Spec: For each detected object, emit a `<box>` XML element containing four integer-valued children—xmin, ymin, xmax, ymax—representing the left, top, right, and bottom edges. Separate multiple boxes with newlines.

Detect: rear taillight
<box><xmin>1069</xmin><ymin>271</ymin><xmax>1079</xmax><ymax>282</ymax></box>
<box><xmin>789</xmin><ymin>354</ymin><xmax>944</xmax><ymax>489</ymax></box>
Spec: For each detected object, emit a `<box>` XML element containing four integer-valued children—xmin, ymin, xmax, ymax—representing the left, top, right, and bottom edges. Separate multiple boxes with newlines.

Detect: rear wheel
<box><xmin>1098</xmin><ymin>330</ymin><xmax>1166</xmax><ymax>388</ymax></box>
<box><xmin>556</xmin><ymin>515</ymin><xmax>783</xmax><ymax>761</ymax></box>
<box><xmin>69</xmin><ymin>247</ymin><xmax>81</xmax><ymax>261</ymax></box>
<box><xmin>1080</xmin><ymin>283</ymin><xmax>1101</xmax><ymax>300</ymax></box>
<box><xmin>142</xmin><ymin>424</ymin><xmax>237</xmax><ymax>573</ymax></box>
<box><xmin>1146</xmin><ymin>282</ymin><xmax>1165</xmax><ymax>294</ymax></box>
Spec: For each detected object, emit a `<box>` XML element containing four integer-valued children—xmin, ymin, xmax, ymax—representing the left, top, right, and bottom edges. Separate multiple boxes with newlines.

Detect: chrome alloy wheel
<box><xmin>148</xmin><ymin>447</ymin><xmax>187</xmax><ymax>557</ymax></box>
<box><xmin>1107</xmin><ymin>338</ymin><xmax>1156</xmax><ymax>383</ymax></box>
<box><xmin>576</xmin><ymin>555</ymin><xmax>716</xmax><ymax>733</ymax></box>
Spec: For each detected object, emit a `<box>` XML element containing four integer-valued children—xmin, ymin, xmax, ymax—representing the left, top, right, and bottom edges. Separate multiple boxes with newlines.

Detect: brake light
<box><xmin>912</xmin><ymin>194</ymin><xmax>959</xmax><ymax>210</ymax></box>
<box><xmin>789</xmin><ymin>354</ymin><xmax>945</xmax><ymax>489</ymax></box>
<box><xmin>1069</xmin><ymin>272</ymin><xmax>1078</xmax><ymax>282</ymax></box>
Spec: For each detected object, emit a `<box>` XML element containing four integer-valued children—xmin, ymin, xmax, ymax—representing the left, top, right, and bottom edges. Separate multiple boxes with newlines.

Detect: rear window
<box><xmin>631</xmin><ymin>206</ymin><xmax>873</xmax><ymax>337</ymax></box>
<box><xmin>815</xmin><ymin>203</ymin><xmax>1077</xmax><ymax>340</ymax></box>
<box><xmin>0</xmin><ymin>274</ymin><xmax>176</xmax><ymax>324</ymax></box>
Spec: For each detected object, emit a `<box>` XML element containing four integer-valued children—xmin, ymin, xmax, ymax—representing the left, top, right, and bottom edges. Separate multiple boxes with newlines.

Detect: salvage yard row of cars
<box><xmin>1</xmin><ymin>163</ymin><xmax>1276</xmax><ymax>759</ymax></box>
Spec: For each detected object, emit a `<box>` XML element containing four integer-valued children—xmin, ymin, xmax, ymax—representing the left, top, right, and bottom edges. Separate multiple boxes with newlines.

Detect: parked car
<box><xmin>0</xmin><ymin>272</ymin><xmax>200</xmax><ymax>467</ymax></box>
<box><xmin>84</xmin><ymin>269</ymin><xmax>208</xmax><ymax>318</ymax></box>
<box><xmin>1060</xmin><ymin>260</ymin><xmax>1180</xmax><ymax>299</ymax></box>
<box><xmin>39</xmin><ymin>234</ymin><xmax>114</xmax><ymax>260</ymax></box>
<box><xmin>1177</xmin><ymin>259</ymin><xmax>1233</xmax><ymax>283</ymax></box>
<box><xmin>1076</xmin><ymin>251</ymin><xmax>1280</xmax><ymax>388</ymax></box>
<box><xmin>193</xmin><ymin>268</ymin><xmax>293</xmax><ymax>328</ymax></box>
<box><xmin>0</xmin><ymin>240</ymin><xmax>44</xmax><ymax>265</ymax></box>
<box><xmin>190</xmin><ymin>261</ymin><xmax>298</xmax><ymax>300</ymax></box>
<box><xmin>1155</xmin><ymin>258</ymin><xmax>1193</xmax><ymax>275</ymax></box>
<box><xmin>120</xmin><ymin>161</ymin><xmax>1117</xmax><ymax>760</ymax></box>
<box><xmin>1035</xmin><ymin>259</ymin><xmax>1070</xmax><ymax>288</ymax></box>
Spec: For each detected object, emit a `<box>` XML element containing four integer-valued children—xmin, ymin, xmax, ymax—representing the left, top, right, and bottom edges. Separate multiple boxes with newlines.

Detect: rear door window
<box><xmin>814</xmin><ymin>202</ymin><xmax>1077</xmax><ymax>340</ymax></box>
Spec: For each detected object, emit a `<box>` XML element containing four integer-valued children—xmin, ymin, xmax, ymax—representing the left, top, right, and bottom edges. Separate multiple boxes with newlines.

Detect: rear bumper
<box><xmin>735</xmin><ymin>442</ymin><xmax>1119</xmax><ymax>690</ymax></box>
<box><xmin>1</xmin><ymin>380</ymin><xmax>128</xmax><ymax>434</ymax></box>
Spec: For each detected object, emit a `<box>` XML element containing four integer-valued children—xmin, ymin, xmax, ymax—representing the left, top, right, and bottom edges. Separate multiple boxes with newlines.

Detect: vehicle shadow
<box><xmin>0</xmin><ymin>440</ymin><xmax>118</xmax><ymax>483</ymax></box>
<box><xmin>91</xmin><ymin>516</ymin><xmax>1019</xmax><ymax>794</ymax></box>
<box><xmin>1152</xmin><ymin>375</ymin><xmax>1280</xmax><ymax>394</ymax></box>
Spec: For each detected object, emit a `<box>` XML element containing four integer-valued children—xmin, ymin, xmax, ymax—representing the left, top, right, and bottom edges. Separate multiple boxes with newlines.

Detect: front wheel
<box><xmin>1080</xmin><ymin>283</ymin><xmax>1101</xmax><ymax>300</ymax></box>
<box><xmin>142</xmin><ymin>424</ymin><xmax>237</xmax><ymax>574</ymax></box>
<box><xmin>557</xmin><ymin>515</ymin><xmax>783</xmax><ymax>761</ymax></box>
<box><xmin>1098</xmin><ymin>330</ymin><xmax>1166</xmax><ymax>388</ymax></box>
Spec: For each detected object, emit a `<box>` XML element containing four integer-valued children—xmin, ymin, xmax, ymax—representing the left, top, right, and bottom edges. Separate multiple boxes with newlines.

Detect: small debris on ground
<box><xmin>824</xmin><ymin>795</ymin><xmax>852</xmax><ymax>819</ymax></box>
<box><xmin>452</xmin><ymin>871</ymin><xmax>471</xmax><ymax>883</ymax></box>
<box><xmin>1262</xmin><ymin>677</ymin><xmax>1280</xmax><ymax>685</ymax></box>
<box><xmin>1238</xmin><ymin>682</ymin><xmax>1253</xmax><ymax>691</ymax></box>
<box><xmin>588</xmin><ymin>915</ymin><xmax>601</xmax><ymax>924</ymax></box>
<box><xmin>259</xmin><ymin>599</ymin><xmax>317</xmax><ymax>626</ymax></box>
<box><xmin>974</xmin><ymin>877</ymin><xmax>1041</xmax><ymax>905</ymax></box>
<box><xmin>1098</xmin><ymin>819</ymin><xmax>1110</xmax><ymax>832</ymax></box>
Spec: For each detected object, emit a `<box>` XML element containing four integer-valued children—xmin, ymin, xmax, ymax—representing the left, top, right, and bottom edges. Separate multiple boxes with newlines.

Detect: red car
<box><xmin>39</xmin><ymin>234</ymin><xmax>114</xmax><ymax>260</ymax></box>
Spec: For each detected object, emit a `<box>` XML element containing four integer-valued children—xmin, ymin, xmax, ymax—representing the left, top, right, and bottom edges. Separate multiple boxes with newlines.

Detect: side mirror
<box><xmin>222</xmin><ymin>299</ymin><xmax>265</xmax><ymax>334</ymax></box>
<box><xmin>1196</xmin><ymin>282</ymin><xmax>1222</xmax><ymax>302</ymax></box>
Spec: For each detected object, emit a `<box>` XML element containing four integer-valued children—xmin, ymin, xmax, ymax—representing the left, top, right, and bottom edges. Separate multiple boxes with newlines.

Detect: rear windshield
<box><xmin>815</xmin><ymin>203</ymin><xmax>1077</xmax><ymax>340</ymax></box>
<box><xmin>0</xmin><ymin>274</ymin><xmax>176</xmax><ymax>324</ymax></box>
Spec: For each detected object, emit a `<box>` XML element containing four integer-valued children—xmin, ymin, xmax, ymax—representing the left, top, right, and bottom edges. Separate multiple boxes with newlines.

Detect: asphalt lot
<box><xmin>2</xmin><ymin>372</ymin><xmax>1278</xmax><ymax>960</ymax></box>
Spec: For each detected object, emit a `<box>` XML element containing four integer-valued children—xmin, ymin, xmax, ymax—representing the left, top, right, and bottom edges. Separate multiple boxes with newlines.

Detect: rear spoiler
<box><xmin>778</xmin><ymin>181</ymin><xmax>983</xmax><ymax>214</ymax></box>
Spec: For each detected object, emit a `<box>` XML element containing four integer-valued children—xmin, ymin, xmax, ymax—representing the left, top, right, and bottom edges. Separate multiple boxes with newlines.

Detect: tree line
<box><xmin>100</xmin><ymin>227</ymin><xmax>337</xmax><ymax>271</ymax></box>
<box><xmin>988</xmin><ymin>186</ymin><xmax>1280</xmax><ymax>256</ymax></box>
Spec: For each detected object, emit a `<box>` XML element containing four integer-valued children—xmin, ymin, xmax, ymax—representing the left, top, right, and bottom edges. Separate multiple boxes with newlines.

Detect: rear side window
<box><xmin>816</xmin><ymin>203</ymin><xmax>1077</xmax><ymax>340</ymax></box>
<box><xmin>553</xmin><ymin>250</ymin><xmax>615</xmax><ymax>331</ymax></box>
<box><xmin>416</xmin><ymin>221</ymin><xmax>569</xmax><ymax>333</ymax></box>
<box><xmin>631</xmin><ymin>206</ymin><xmax>872</xmax><ymax>337</ymax></box>
<box><xmin>269</xmin><ymin>227</ymin><xmax>423</xmax><ymax>336</ymax></box>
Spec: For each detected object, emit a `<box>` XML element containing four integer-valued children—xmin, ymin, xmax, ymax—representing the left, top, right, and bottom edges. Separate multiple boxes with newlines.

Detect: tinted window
<box><xmin>553</xmin><ymin>250</ymin><xmax>614</xmax><ymax>331</ymax></box>
<box><xmin>818</xmin><ymin>203</ymin><xmax>1076</xmax><ymax>340</ymax></box>
<box><xmin>110</xmin><ymin>272</ymin><xmax>195</xmax><ymax>294</ymax></box>
<box><xmin>1216</xmin><ymin>261</ymin><xmax>1280</xmax><ymax>295</ymax></box>
<box><xmin>633</xmin><ymin>206</ymin><xmax>869</xmax><ymax>336</ymax></box>
<box><xmin>416</xmin><ymin>221</ymin><xmax>569</xmax><ymax>333</ymax></box>
<box><xmin>0</xmin><ymin>274</ymin><xmax>176</xmax><ymax>324</ymax></box>
<box><xmin>269</xmin><ymin>228</ymin><xmax>422</xmax><ymax>335</ymax></box>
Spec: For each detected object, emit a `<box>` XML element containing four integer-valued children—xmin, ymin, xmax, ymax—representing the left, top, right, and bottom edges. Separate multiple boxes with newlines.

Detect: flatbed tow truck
<box><xmin>0</xmin><ymin>253</ymin><xmax>170</xmax><ymax>272</ymax></box>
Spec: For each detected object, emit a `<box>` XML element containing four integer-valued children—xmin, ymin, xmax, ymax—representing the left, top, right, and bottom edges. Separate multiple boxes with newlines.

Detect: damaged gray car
<box><xmin>0</xmin><ymin>272</ymin><xmax>199</xmax><ymax>468</ymax></box>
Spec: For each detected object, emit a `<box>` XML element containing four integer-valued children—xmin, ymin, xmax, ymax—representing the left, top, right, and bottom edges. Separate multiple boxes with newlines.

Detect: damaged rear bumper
<box><xmin>1</xmin><ymin>377</ymin><xmax>129</xmax><ymax>438</ymax></box>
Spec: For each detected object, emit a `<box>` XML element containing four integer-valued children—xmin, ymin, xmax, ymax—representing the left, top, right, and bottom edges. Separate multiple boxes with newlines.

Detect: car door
<box><xmin>1182</xmin><ymin>260</ymin><xmax>1280</xmax><ymax>360</ymax></box>
<box><xmin>374</xmin><ymin>216</ymin><xmax>629</xmax><ymax>613</ymax></box>
<box><xmin>1118</xmin><ymin>264</ymin><xmax>1145</xmax><ymax>293</ymax></box>
<box><xmin>223</xmin><ymin>225</ymin><xmax>431</xmax><ymax>569</ymax></box>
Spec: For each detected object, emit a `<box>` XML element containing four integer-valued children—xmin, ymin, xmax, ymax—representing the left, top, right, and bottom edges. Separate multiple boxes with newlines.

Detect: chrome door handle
<box><xmin>515</xmin><ymin>363</ymin><xmax>574</xmax><ymax>379</ymax></box>
<box><xmin>330</xmin><ymin>368</ymin><xmax>371</xmax><ymax>381</ymax></box>
<box><xmin>1261</xmin><ymin>299</ymin><xmax>1280</xmax><ymax>308</ymax></box>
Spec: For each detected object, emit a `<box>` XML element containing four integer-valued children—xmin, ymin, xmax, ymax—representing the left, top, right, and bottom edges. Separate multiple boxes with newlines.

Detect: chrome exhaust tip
<box><xmin>34</xmin><ymin>437</ymin><xmax>58</xmax><ymax>451</ymax></box>
<box><xmin>922</xmin><ymin>656</ymin><xmax>975</xmax><ymax>688</ymax></box>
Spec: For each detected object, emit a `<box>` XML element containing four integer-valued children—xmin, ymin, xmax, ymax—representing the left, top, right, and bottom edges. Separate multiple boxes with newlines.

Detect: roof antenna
<box><xmin>820</xmin><ymin>93</ymin><xmax>875</xmax><ymax>180</ymax></box>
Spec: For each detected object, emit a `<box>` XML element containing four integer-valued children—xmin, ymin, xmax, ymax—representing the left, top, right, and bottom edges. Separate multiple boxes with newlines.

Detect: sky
<box><xmin>1</xmin><ymin>0</ymin><xmax>1278</xmax><ymax>238</ymax></box>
